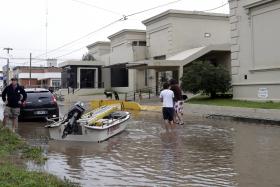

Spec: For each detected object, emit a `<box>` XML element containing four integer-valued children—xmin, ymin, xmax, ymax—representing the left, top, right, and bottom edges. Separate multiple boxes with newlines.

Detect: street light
<box><xmin>3</xmin><ymin>48</ymin><xmax>13</xmax><ymax>85</ymax></box>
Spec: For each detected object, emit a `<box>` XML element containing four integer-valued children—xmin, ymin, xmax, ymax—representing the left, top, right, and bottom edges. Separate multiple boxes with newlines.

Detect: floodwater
<box><xmin>1</xmin><ymin>102</ymin><xmax>280</xmax><ymax>186</ymax></box>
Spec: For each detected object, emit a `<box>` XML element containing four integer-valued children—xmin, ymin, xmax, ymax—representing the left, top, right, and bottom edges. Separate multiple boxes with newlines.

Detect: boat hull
<box><xmin>48</xmin><ymin>117</ymin><xmax>130</xmax><ymax>142</ymax></box>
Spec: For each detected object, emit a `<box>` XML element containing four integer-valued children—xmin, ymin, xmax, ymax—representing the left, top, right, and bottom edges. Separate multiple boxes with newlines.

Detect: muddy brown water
<box><xmin>1</xmin><ymin>102</ymin><xmax>280</xmax><ymax>186</ymax></box>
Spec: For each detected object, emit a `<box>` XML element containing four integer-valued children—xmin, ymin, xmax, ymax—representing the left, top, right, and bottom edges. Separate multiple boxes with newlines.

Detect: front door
<box><xmin>80</xmin><ymin>69</ymin><xmax>96</xmax><ymax>88</ymax></box>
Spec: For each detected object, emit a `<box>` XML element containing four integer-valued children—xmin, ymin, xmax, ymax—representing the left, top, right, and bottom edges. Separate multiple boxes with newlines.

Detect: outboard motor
<box><xmin>62</xmin><ymin>101</ymin><xmax>86</xmax><ymax>138</ymax></box>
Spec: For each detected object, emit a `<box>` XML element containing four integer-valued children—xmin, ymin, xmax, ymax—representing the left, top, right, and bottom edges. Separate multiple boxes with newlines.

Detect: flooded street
<box><xmin>1</xmin><ymin>102</ymin><xmax>280</xmax><ymax>186</ymax></box>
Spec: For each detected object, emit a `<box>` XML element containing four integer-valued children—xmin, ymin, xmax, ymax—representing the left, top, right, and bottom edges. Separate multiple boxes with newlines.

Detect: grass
<box><xmin>0</xmin><ymin>128</ymin><xmax>25</xmax><ymax>157</ymax></box>
<box><xmin>0</xmin><ymin>127</ymin><xmax>80</xmax><ymax>187</ymax></box>
<box><xmin>0</xmin><ymin>164</ymin><xmax>79</xmax><ymax>187</ymax></box>
<box><xmin>187</xmin><ymin>95</ymin><xmax>280</xmax><ymax>109</ymax></box>
<box><xmin>0</xmin><ymin>128</ymin><xmax>45</xmax><ymax>163</ymax></box>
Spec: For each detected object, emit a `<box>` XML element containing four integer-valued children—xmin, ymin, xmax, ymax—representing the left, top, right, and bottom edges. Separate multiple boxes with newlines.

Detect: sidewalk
<box><xmin>59</xmin><ymin>94</ymin><xmax>280</xmax><ymax>124</ymax></box>
<box><xmin>184</xmin><ymin>104</ymin><xmax>280</xmax><ymax>125</ymax></box>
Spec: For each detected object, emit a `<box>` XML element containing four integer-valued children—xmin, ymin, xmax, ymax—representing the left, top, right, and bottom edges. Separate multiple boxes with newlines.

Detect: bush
<box><xmin>181</xmin><ymin>61</ymin><xmax>231</xmax><ymax>98</ymax></box>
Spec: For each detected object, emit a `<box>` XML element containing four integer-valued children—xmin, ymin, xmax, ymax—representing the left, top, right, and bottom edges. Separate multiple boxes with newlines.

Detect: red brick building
<box><xmin>13</xmin><ymin>66</ymin><xmax>62</xmax><ymax>88</ymax></box>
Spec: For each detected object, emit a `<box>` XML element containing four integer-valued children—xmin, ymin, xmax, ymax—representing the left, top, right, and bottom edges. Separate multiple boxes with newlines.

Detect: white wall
<box><xmin>110</xmin><ymin>42</ymin><xmax>134</xmax><ymax>64</ymax></box>
<box><xmin>109</xmin><ymin>31</ymin><xmax>147</xmax><ymax>92</ymax></box>
<box><xmin>230</xmin><ymin>0</ymin><xmax>280</xmax><ymax>101</ymax></box>
<box><xmin>146</xmin><ymin>17</ymin><xmax>172</xmax><ymax>58</ymax></box>
<box><xmin>88</xmin><ymin>43</ymin><xmax>110</xmax><ymax>64</ymax></box>
<box><xmin>110</xmin><ymin>32</ymin><xmax>146</xmax><ymax>65</ymax></box>
<box><xmin>146</xmin><ymin>15</ymin><xmax>230</xmax><ymax>59</ymax></box>
<box><xmin>18</xmin><ymin>72</ymin><xmax>61</xmax><ymax>79</ymax></box>
<box><xmin>171</xmin><ymin>17</ymin><xmax>230</xmax><ymax>55</ymax></box>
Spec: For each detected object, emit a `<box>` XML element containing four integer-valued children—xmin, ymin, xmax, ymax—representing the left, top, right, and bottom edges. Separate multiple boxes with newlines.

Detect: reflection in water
<box><xmin>15</xmin><ymin>109</ymin><xmax>280</xmax><ymax>187</ymax></box>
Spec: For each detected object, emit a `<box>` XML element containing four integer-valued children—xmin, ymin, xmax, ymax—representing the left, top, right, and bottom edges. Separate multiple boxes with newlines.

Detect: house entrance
<box><xmin>79</xmin><ymin>68</ymin><xmax>97</xmax><ymax>88</ymax></box>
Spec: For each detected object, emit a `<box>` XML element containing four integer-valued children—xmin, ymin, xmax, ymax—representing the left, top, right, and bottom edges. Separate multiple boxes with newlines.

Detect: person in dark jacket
<box><xmin>2</xmin><ymin>78</ymin><xmax>27</xmax><ymax>132</ymax></box>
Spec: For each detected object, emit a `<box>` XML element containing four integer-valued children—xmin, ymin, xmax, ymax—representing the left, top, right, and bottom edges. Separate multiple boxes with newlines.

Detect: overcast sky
<box><xmin>0</xmin><ymin>0</ymin><xmax>229</xmax><ymax>67</ymax></box>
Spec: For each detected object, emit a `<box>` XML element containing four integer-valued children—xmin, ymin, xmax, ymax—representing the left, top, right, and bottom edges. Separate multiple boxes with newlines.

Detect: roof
<box><xmin>58</xmin><ymin>60</ymin><xmax>105</xmax><ymax>67</ymax></box>
<box><xmin>13</xmin><ymin>66</ymin><xmax>60</xmax><ymax>70</ymax></box>
<box><xmin>86</xmin><ymin>41</ymin><xmax>110</xmax><ymax>49</ymax></box>
<box><xmin>166</xmin><ymin>44</ymin><xmax>230</xmax><ymax>62</ymax></box>
<box><xmin>243</xmin><ymin>0</ymin><xmax>276</xmax><ymax>9</ymax></box>
<box><xmin>127</xmin><ymin>44</ymin><xmax>230</xmax><ymax>69</ymax></box>
<box><xmin>142</xmin><ymin>9</ymin><xmax>229</xmax><ymax>25</ymax></box>
<box><xmin>108</xmin><ymin>29</ymin><xmax>146</xmax><ymax>40</ymax></box>
<box><xmin>24</xmin><ymin>88</ymin><xmax>49</xmax><ymax>92</ymax></box>
<box><xmin>18</xmin><ymin>72</ymin><xmax>61</xmax><ymax>80</ymax></box>
<box><xmin>166</xmin><ymin>47</ymin><xmax>205</xmax><ymax>60</ymax></box>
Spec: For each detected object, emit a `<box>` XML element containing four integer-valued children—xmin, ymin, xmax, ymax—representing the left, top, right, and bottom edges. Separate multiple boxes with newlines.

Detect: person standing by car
<box><xmin>1</xmin><ymin>78</ymin><xmax>27</xmax><ymax>132</ymax></box>
<box><xmin>169</xmin><ymin>79</ymin><xmax>184</xmax><ymax>125</ymax></box>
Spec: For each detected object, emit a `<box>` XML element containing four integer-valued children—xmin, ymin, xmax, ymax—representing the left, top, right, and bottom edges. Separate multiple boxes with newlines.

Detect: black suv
<box><xmin>19</xmin><ymin>88</ymin><xmax>59</xmax><ymax>120</ymax></box>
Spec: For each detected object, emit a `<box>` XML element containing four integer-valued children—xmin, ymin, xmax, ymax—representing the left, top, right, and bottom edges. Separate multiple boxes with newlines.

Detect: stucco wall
<box><xmin>110</xmin><ymin>32</ymin><xmax>146</xmax><ymax>64</ymax></box>
<box><xmin>109</xmin><ymin>31</ymin><xmax>147</xmax><ymax>92</ymax></box>
<box><xmin>230</xmin><ymin>0</ymin><xmax>280</xmax><ymax>101</ymax></box>
<box><xmin>146</xmin><ymin>17</ymin><xmax>172</xmax><ymax>58</ymax></box>
<box><xmin>88</xmin><ymin>43</ymin><xmax>110</xmax><ymax>64</ymax></box>
<box><xmin>145</xmin><ymin>15</ymin><xmax>230</xmax><ymax>59</ymax></box>
<box><xmin>171</xmin><ymin>17</ymin><xmax>230</xmax><ymax>55</ymax></box>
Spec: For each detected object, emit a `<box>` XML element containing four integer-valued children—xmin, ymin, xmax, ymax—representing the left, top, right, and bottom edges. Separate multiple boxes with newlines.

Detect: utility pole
<box><xmin>29</xmin><ymin>53</ymin><xmax>32</xmax><ymax>86</ymax></box>
<box><xmin>3</xmin><ymin>47</ymin><xmax>13</xmax><ymax>85</ymax></box>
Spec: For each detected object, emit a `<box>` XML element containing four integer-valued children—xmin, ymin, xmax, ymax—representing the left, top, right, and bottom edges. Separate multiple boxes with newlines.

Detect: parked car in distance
<box><xmin>19</xmin><ymin>88</ymin><xmax>59</xmax><ymax>120</ymax></box>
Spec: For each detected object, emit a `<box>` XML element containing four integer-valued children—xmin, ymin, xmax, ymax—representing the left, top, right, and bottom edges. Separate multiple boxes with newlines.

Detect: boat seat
<box><xmin>109</xmin><ymin>112</ymin><xmax>127</xmax><ymax>119</ymax></box>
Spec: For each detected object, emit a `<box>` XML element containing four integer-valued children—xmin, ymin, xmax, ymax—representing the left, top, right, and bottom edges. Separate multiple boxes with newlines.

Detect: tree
<box><xmin>82</xmin><ymin>53</ymin><xmax>95</xmax><ymax>61</ymax></box>
<box><xmin>181</xmin><ymin>61</ymin><xmax>231</xmax><ymax>98</ymax></box>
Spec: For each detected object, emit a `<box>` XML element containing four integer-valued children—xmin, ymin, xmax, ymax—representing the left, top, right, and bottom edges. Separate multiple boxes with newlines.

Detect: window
<box><xmin>144</xmin><ymin>69</ymin><xmax>148</xmax><ymax>86</ymax></box>
<box><xmin>251</xmin><ymin>1</ymin><xmax>280</xmax><ymax>69</ymax></box>
<box><xmin>139</xmin><ymin>41</ymin><xmax>147</xmax><ymax>46</ymax></box>
<box><xmin>204</xmin><ymin>33</ymin><xmax>211</xmax><ymax>38</ymax></box>
<box><xmin>111</xmin><ymin>65</ymin><xmax>128</xmax><ymax>87</ymax></box>
<box><xmin>153</xmin><ymin>55</ymin><xmax>166</xmax><ymax>60</ymax></box>
<box><xmin>132</xmin><ymin>41</ymin><xmax>146</xmax><ymax>46</ymax></box>
<box><xmin>52</xmin><ymin>80</ymin><xmax>61</xmax><ymax>87</ymax></box>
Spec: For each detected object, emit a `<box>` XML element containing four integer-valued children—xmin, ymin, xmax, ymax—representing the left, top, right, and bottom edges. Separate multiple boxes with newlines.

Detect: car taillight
<box><xmin>51</xmin><ymin>95</ymin><xmax>57</xmax><ymax>104</ymax></box>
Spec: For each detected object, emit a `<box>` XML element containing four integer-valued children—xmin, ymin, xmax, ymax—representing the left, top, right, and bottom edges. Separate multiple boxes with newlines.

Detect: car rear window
<box><xmin>26</xmin><ymin>91</ymin><xmax>52</xmax><ymax>102</ymax></box>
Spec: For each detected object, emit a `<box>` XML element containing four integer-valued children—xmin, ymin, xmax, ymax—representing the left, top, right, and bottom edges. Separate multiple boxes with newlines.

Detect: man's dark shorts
<box><xmin>162</xmin><ymin>107</ymin><xmax>174</xmax><ymax>122</ymax></box>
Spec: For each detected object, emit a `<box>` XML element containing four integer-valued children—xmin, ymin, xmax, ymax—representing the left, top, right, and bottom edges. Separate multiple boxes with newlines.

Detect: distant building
<box><xmin>12</xmin><ymin>66</ymin><xmax>62</xmax><ymax>88</ymax></box>
<box><xmin>87</xmin><ymin>41</ymin><xmax>111</xmax><ymax>90</ymax></box>
<box><xmin>229</xmin><ymin>0</ymin><xmax>280</xmax><ymax>101</ymax></box>
<box><xmin>47</xmin><ymin>59</ymin><xmax>58</xmax><ymax>67</ymax></box>
<box><xmin>59</xmin><ymin>61</ymin><xmax>104</xmax><ymax>90</ymax></box>
<box><xmin>2</xmin><ymin>64</ymin><xmax>14</xmax><ymax>86</ymax></box>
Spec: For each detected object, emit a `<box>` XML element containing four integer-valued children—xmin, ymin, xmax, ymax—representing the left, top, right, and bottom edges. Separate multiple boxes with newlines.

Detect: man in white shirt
<box><xmin>160</xmin><ymin>82</ymin><xmax>175</xmax><ymax>126</ymax></box>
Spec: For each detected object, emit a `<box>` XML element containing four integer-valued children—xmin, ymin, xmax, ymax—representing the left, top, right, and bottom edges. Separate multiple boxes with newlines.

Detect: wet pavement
<box><xmin>1</xmin><ymin>102</ymin><xmax>280</xmax><ymax>186</ymax></box>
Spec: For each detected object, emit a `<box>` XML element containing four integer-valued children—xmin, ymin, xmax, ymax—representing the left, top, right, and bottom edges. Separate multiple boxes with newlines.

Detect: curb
<box><xmin>206</xmin><ymin>114</ymin><xmax>280</xmax><ymax>125</ymax></box>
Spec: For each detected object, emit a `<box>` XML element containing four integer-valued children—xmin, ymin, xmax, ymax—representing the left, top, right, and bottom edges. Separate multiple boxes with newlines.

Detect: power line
<box><xmin>49</xmin><ymin>0</ymin><xmax>185</xmax><ymax>59</ymax></box>
<box><xmin>70</xmin><ymin>0</ymin><xmax>122</xmax><ymax>16</ymax></box>
<box><xmin>202</xmin><ymin>2</ymin><xmax>229</xmax><ymax>12</ymax></box>
<box><xmin>126</xmin><ymin>0</ymin><xmax>183</xmax><ymax>17</ymax></box>
<box><xmin>35</xmin><ymin>17</ymin><xmax>124</xmax><ymax>59</ymax></box>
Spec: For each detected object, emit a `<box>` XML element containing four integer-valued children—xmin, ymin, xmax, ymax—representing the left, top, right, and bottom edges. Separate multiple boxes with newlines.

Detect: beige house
<box><xmin>87</xmin><ymin>41</ymin><xmax>111</xmax><ymax>89</ymax></box>
<box><xmin>229</xmin><ymin>0</ymin><xmax>280</xmax><ymax>101</ymax></box>
<box><xmin>130</xmin><ymin>10</ymin><xmax>231</xmax><ymax>93</ymax></box>
<box><xmin>106</xmin><ymin>29</ymin><xmax>148</xmax><ymax>92</ymax></box>
<box><xmin>62</xmin><ymin>9</ymin><xmax>231</xmax><ymax>96</ymax></box>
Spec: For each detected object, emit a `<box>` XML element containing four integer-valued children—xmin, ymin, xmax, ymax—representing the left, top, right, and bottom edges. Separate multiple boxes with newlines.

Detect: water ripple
<box><xmin>21</xmin><ymin>111</ymin><xmax>280</xmax><ymax>187</ymax></box>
